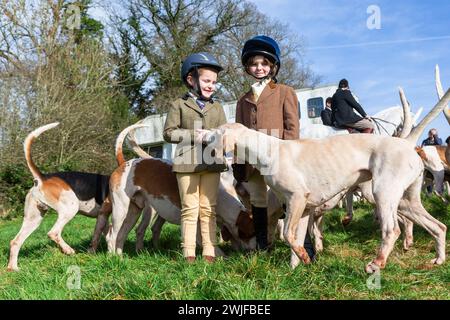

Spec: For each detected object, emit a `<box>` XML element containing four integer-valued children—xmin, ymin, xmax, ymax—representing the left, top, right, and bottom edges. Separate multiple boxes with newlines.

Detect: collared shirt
<box><xmin>251</xmin><ymin>78</ymin><xmax>271</xmax><ymax>102</ymax></box>
<box><xmin>188</xmin><ymin>92</ymin><xmax>208</xmax><ymax>110</ymax></box>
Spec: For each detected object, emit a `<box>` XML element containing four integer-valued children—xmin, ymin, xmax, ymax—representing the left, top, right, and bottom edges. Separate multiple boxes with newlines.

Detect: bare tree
<box><xmin>106</xmin><ymin>0</ymin><xmax>319</xmax><ymax>114</ymax></box>
<box><xmin>109</xmin><ymin>24</ymin><xmax>153</xmax><ymax>118</ymax></box>
<box><xmin>0</xmin><ymin>0</ymin><xmax>131</xmax><ymax>174</ymax></box>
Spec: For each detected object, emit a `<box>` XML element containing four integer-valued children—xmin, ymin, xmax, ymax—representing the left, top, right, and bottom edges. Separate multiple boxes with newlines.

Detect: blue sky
<box><xmin>249</xmin><ymin>0</ymin><xmax>450</xmax><ymax>143</ymax></box>
<box><xmin>90</xmin><ymin>0</ymin><xmax>450</xmax><ymax>143</ymax></box>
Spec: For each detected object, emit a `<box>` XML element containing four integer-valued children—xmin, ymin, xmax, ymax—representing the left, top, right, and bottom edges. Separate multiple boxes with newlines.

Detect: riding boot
<box><xmin>304</xmin><ymin>231</ymin><xmax>316</xmax><ymax>261</ymax></box>
<box><xmin>252</xmin><ymin>206</ymin><xmax>268</xmax><ymax>250</ymax></box>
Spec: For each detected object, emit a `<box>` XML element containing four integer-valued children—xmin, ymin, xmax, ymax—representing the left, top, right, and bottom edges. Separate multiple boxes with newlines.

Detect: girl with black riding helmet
<box><xmin>234</xmin><ymin>36</ymin><xmax>314</xmax><ymax>259</ymax></box>
<box><xmin>163</xmin><ymin>52</ymin><xmax>227</xmax><ymax>263</ymax></box>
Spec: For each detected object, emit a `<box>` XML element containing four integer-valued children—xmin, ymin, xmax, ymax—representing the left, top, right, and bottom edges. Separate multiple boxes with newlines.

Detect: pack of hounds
<box><xmin>6</xmin><ymin>67</ymin><xmax>450</xmax><ymax>274</ymax></box>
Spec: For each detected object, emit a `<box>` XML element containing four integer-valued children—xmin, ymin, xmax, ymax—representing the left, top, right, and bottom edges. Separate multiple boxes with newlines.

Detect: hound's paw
<box><xmin>63</xmin><ymin>247</ymin><xmax>76</xmax><ymax>255</ymax></box>
<box><xmin>365</xmin><ymin>261</ymin><xmax>381</xmax><ymax>274</ymax></box>
<box><xmin>341</xmin><ymin>215</ymin><xmax>353</xmax><ymax>226</ymax></box>
<box><xmin>7</xmin><ymin>265</ymin><xmax>19</xmax><ymax>272</ymax></box>
<box><xmin>402</xmin><ymin>239</ymin><xmax>413</xmax><ymax>251</ymax></box>
<box><xmin>430</xmin><ymin>257</ymin><xmax>445</xmax><ymax>265</ymax></box>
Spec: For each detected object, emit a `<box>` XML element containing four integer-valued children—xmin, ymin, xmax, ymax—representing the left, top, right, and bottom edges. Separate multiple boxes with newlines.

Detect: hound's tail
<box><xmin>24</xmin><ymin>122</ymin><xmax>60</xmax><ymax>185</ymax></box>
<box><xmin>435</xmin><ymin>64</ymin><xmax>450</xmax><ymax>125</ymax></box>
<box><xmin>128</xmin><ymin>128</ymin><xmax>153</xmax><ymax>159</ymax></box>
<box><xmin>405</xmin><ymin>65</ymin><xmax>450</xmax><ymax>144</ymax></box>
<box><xmin>406</xmin><ymin>88</ymin><xmax>450</xmax><ymax>145</ymax></box>
<box><xmin>115</xmin><ymin>123</ymin><xmax>152</xmax><ymax>166</ymax></box>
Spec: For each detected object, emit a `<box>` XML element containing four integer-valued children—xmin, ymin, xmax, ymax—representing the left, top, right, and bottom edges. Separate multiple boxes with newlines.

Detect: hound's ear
<box><xmin>221</xmin><ymin>226</ymin><xmax>232</xmax><ymax>242</ymax></box>
<box><xmin>235</xmin><ymin>182</ymin><xmax>250</xmax><ymax>199</ymax></box>
<box><xmin>222</xmin><ymin>129</ymin><xmax>236</xmax><ymax>153</ymax></box>
<box><xmin>415</xmin><ymin>146</ymin><xmax>428</xmax><ymax>161</ymax></box>
<box><xmin>236</xmin><ymin>211</ymin><xmax>255</xmax><ymax>240</ymax></box>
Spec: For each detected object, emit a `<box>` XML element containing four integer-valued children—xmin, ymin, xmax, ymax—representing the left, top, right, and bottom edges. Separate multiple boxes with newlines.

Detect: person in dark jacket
<box><xmin>321</xmin><ymin>97</ymin><xmax>334</xmax><ymax>126</ymax></box>
<box><xmin>331</xmin><ymin>79</ymin><xmax>374</xmax><ymax>133</ymax></box>
<box><xmin>421</xmin><ymin>128</ymin><xmax>443</xmax><ymax>147</ymax></box>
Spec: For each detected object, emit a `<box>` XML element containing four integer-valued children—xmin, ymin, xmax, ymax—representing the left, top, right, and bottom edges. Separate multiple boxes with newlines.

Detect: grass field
<box><xmin>0</xmin><ymin>197</ymin><xmax>449</xmax><ymax>300</ymax></box>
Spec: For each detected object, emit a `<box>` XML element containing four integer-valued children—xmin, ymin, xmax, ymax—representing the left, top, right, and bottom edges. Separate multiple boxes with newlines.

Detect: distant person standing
<box><xmin>321</xmin><ymin>97</ymin><xmax>334</xmax><ymax>126</ymax></box>
<box><xmin>332</xmin><ymin>79</ymin><xmax>374</xmax><ymax>133</ymax></box>
<box><xmin>421</xmin><ymin>128</ymin><xmax>443</xmax><ymax>147</ymax></box>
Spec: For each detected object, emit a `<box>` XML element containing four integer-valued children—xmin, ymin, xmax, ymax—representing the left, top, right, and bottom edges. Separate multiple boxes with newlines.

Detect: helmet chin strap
<box><xmin>190</xmin><ymin>67</ymin><xmax>213</xmax><ymax>101</ymax></box>
<box><xmin>246</xmin><ymin>66</ymin><xmax>275</xmax><ymax>83</ymax></box>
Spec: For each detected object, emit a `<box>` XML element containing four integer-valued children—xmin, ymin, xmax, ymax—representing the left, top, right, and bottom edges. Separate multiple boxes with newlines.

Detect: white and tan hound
<box><xmin>105</xmin><ymin>124</ymin><xmax>256</xmax><ymax>256</ymax></box>
<box><xmin>7</xmin><ymin>123</ymin><xmax>112</xmax><ymax>271</ymax></box>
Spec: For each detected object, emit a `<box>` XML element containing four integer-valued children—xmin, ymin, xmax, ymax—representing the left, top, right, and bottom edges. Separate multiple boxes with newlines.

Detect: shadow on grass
<box><xmin>322</xmin><ymin>195</ymin><xmax>449</xmax><ymax>246</ymax></box>
<box><xmin>323</xmin><ymin>208</ymin><xmax>379</xmax><ymax>244</ymax></box>
<box><xmin>423</xmin><ymin>195</ymin><xmax>450</xmax><ymax>222</ymax></box>
<box><xmin>68</xmin><ymin>226</ymin><xmax>183</xmax><ymax>259</ymax></box>
<box><xmin>7</xmin><ymin>235</ymin><xmax>92</xmax><ymax>260</ymax></box>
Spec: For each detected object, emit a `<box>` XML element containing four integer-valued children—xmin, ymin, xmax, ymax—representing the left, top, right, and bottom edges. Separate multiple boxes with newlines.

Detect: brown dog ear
<box><xmin>415</xmin><ymin>146</ymin><xmax>428</xmax><ymax>161</ymax></box>
<box><xmin>236</xmin><ymin>211</ymin><xmax>255</xmax><ymax>240</ymax></box>
<box><xmin>221</xmin><ymin>225</ymin><xmax>232</xmax><ymax>242</ymax></box>
<box><xmin>235</xmin><ymin>182</ymin><xmax>250</xmax><ymax>198</ymax></box>
<box><xmin>234</xmin><ymin>182</ymin><xmax>252</xmax><ymax>211</ymax></box>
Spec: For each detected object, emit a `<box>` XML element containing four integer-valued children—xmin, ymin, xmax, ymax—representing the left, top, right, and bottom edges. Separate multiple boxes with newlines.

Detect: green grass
<box><xmin>0</xmin><ymin>196</ymin><xmax>449</xmax><ymax>300</ymax></box>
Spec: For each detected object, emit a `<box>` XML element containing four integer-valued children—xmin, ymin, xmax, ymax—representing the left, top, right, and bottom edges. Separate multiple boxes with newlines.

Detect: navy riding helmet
<box><xmin>181</xmin><ymin>52</ymin><xmax>223</xmax><ymax>85</ymax></box>
<box><xmin>241</xmin><ymin>35</ymin><xmax>281</xmax><ymax>76</ymax></box>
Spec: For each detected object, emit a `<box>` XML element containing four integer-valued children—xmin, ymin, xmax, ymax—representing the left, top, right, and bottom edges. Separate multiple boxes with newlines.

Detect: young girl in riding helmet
<box><xmin>163</xmin><ymin>52</ymin><xmax>227</xmax><ymax>263</ymax></box>
<box><xmin>234</xmin><ymin>36</ymin><xmax>314</xmax><ymax>258</ymax></box>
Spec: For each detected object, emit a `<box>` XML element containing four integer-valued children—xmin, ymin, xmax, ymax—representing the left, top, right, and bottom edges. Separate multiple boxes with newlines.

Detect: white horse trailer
<box><xmin>133</xmin><ymin>84</ymin><xmax>339</xmax><ymax>160</ymax></box>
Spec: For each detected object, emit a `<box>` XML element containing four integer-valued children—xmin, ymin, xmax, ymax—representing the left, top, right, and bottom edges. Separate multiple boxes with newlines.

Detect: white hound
<box><xmin>205</xmin><ymin>88</ymin><xmax>449</xmax><ymax>273</ymax></box>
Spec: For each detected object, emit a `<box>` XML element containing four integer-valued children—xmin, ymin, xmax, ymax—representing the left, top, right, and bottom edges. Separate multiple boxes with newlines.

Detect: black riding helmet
<box><xmin>241</xmin><ymin>35</ymin><xmax>281</xmax><ymax>78</ymax></box>
<box><xmin>181</xmin><ymin>52</ymin><xmax>223</xmax><ymax>100</ymax></box>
